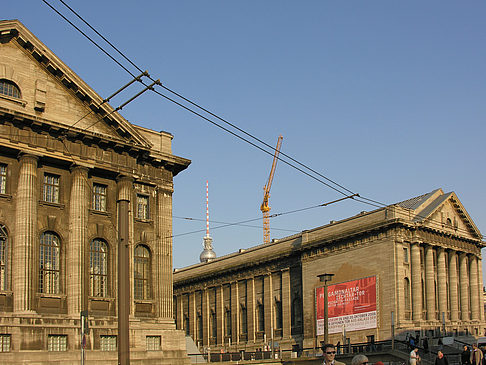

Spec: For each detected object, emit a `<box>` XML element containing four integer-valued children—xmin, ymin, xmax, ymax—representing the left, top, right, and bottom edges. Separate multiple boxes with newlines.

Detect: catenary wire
<box><xmin>40</xmin><ymin>0</ymin><xmax>485</xmax><ymax>241</ymax></box>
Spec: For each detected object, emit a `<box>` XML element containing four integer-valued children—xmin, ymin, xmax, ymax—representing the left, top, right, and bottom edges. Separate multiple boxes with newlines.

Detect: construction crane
<box><xmin>260</xmin><ymin>135</ymin><xmax>283</xmax><ymax>244</ymax></box>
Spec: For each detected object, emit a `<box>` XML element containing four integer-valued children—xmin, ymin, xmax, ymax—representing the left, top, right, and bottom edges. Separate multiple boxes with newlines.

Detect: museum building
<box><xmin>173</xmin><ymin>188</ymin><xmax>486</xmax><ymax>353</ymax></box>
<box><xmin>0</xmin><ymin>20</ymin><xmax>191</xmax><ymax>364</ymax></box>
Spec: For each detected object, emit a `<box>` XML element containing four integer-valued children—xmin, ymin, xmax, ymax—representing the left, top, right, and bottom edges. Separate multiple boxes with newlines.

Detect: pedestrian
<box><xmin>423</xmin><ymin>337</ymin><xmax>429</xmax><ymax>354</ymax></box>
<box><xmin>321</xmin><ymin>343</ymin><xmax>346</xmax><ymax>365</ymax></box>
<box><xmin>410</xmin><ymin>347</ymin><xmax>420</xmax><ymax>365</ymax></box>
<box><xmin>351</xmin><ymin>354</ymin><xmax>369</xmax><ymax>365</ymax></box>
<box><xmin>435</xmin><ymin>350</ymin><xmax>449</xmax><ymax>365</ymax></box>
<box><xmin>471</xmin><ymin>344</ymin><xmax>483</xmax><ymax>365</ymax></box>
<box><xmin>462</xmin><ymin>345</ymin><xmax>471</xmax><ymax>365</ymax></box>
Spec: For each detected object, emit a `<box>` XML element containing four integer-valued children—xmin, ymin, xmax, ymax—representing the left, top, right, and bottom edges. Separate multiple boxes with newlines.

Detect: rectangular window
<box><xmin>146</xmin><ymin>336</ymin><xmax>161</xmax><ymax>351</ymax></box>
<box><xmin>92</xmin><ymin>183</ymin><xmax>107</xmax><ymax>211</ymax></box>
<box><xmin>100</xmin><ymin>335</ymin><xmax>117</xmax><ymax>351</ymax></box>
<box><xmin>0</xmin><ymin>164</ymin><xmax>6</xmax><ymax>194</ymax></box>
<box><xmin>136</xmin><ymin>194</ymin><xmax>149</xmax><ymax>220</ymax></box>
<box><xmin>0</xmin><ymin>334</ymin><xmax>10</xmax><ymax>352</ymax></box>
<box><xmin>43</xmin><ymin>173</ymin><xmax>60</xmax><ymax>203</ymax></box>
<box><xmin>48</xmin><ymin>335</ymin><xmax>67</xmax><ymax>351</ymax></box>
<box><xmin>403</xmin><ymin>247</ymin><xmax>409</xmax><ymax>263</ymax></box>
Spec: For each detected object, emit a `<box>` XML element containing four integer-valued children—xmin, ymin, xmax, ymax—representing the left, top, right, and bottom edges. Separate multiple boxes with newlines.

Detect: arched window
<box><xmin>90</xmin><ymin>239</ymin><xmax>108</xmax><ymax>297</ymax></box>
<box><xmin>0</xmin><ymin>79</ymin><xmax>21</xmax><ymax>99</ymax></box>
<box><xmin>0</xmin><ymin>225</ymin><xmax>8</xmax><ymax>291</ymax></box>
<box><xmin>134</xmin><ymin>244</ymin><xmax>151</xmax><ymax>300</ymax></box>
<box><xmin>39</xmin><ymin>232</ymin><xmax>60</xmax><ymax>294</ymax></box>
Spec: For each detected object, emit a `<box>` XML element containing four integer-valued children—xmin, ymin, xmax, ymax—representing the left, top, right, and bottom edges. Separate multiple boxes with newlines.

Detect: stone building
<box><xmin>0</xmin><ymin>20</ymin><xmax>190</xmax><ymax>364</ymax></box>
<box><xmin>173</xmin><ymin>188</ymin><xmax>485</xmax><ymax>354</ymax></box>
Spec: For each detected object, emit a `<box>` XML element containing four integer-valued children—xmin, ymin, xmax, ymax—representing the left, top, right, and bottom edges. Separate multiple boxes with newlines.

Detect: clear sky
<box><xmin>4</xmin><ymin>2</ymin><xmax>486</xmax><ymax>275</ymax></box>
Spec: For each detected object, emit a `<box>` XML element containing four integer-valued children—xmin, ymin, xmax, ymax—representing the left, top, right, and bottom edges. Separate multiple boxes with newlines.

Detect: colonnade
<box><xmin>400</xmin><ymin>241</ymin><xmax>484</xmax><ymax>325</ymax></box>
<box><xmin>174</xmin><ymin>268</ymin><xmax>294</xmax><ymax>348</ymax></box>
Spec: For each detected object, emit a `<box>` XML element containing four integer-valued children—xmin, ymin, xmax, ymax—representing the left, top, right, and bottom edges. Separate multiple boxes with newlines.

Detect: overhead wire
<box><xmin>39</xmin><ymin>0</ymin><xmax>485</xmax><ymax>242</ymax></box>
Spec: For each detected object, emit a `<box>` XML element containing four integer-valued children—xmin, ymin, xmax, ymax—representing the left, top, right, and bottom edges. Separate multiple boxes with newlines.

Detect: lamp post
<box><xmin>318</xmin><ymin>273</ymin><xmax>334</xmax><ymax>346</ymax></box>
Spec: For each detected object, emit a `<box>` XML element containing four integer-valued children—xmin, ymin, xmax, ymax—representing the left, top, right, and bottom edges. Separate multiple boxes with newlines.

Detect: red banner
<box><xmin>316</xmin><ymin>276</ymin><xmax>376</xmax><ymax>335</ymax></box>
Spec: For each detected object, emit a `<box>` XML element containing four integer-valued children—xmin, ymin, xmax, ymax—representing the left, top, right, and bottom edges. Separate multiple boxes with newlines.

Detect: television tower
<box><xmin>200</xmin><ymin>180</ymin><xmax>216</xmax><ymax>263</ymax></box>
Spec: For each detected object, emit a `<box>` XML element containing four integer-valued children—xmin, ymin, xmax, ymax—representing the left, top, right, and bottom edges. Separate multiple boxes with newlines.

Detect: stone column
<box><xmin>448</xmin><ymin>251</ymin><xmax>459</xmax><ymax>321</ymax></box>
<box><xmin>425</xmin><ymin>245</ymin><xmax>436</xmax><ymax>320</ymax></box>
<box><xmin>67</xmin><ymin>165</ymin><xmax>89</xmax><ymax>316</ymax></box>
<box><xmin>202</xmin><ymin>288</ymin><xmax>209</xmax><ymax>346</ymax></box>
<box><xmin>217</xmin><ymin>285</ymin><xmax>224</xmax><ymax>345</ymax></box>
<box><xmin>189</xmin><ymin>291</ymin><xmax>196</xmax><ymax>337</ymax></box>
<box><xmin>155</xmin><ymin>185</ymin><xmax>174</xmax><ymax>319</ymax></box>
<box><xmin>247</xmin><ymin>277</ymin><xmax>255</xmax><ymax>343</ymax></box>
<box><xmin>411</xmin><ymin>243</ymin><xmax>422</xmax><ymax>321</ymax></box>
<box><xmin>478</xmin><ymin>259</ymin><xmax>485</xmax><ymax>321</ymax></box>
<box><xmin>459</xmin><ymin>253</ymin><xmax>470</xmax><ymax>321</ymax></box>
<box><xmin>469</xmin><ymin>255</ymin><xmax>479</xmax><ymax>321</ymax></box>
<box><xmin>396</xmin><ymin>242</ymin><xmax>405</xmax><ymax>323</ymax></box>
<box><xmin>13</xmin><ymin>154</ymin><xmax>38</xmax><ymax>312</ymax></box>
<box><xmin>231</xmin><ymin>281</ymin><xmax>239</xmax><ymax>345</ymax></box>
<box><xmin>175</xmin><ymin>294</ymin><xmax>183</xmax><ymax>329</ymax></box>
<box><xmin>281</xmin><ymin>268</ymin><xmax>291</xmax><ymax>338</ymax></box>
<box><xmin>437</xmin><ymin>248</ymin><xmax>448</xmax><ymax>320</ymax></box>
<box><xmin>264</xmin><ymin>272</ymin><xmax>273</xmax><ymax>340</ymax></box>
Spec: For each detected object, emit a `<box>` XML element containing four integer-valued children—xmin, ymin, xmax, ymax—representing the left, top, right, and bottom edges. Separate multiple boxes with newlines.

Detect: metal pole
<box><xmin>118</xmin><ymin>199</ymin><xmax>130</xmax><ymax>365</ymax></box>
<box><xmin>324</xmin><ymin>281</ymin><xmax>329</xmax><ymax>345</ymax></box>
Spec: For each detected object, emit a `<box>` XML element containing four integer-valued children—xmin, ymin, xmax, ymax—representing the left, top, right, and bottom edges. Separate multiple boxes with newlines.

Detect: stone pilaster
<box><xmin>202</xmin><ymin>288</ymin><xmax>209</xmax><ymax>346</ymax></box>
<box><xmin>247</xmin><ymin>277</ymin><xmax>255</xmax><ymax>343</ymax></box>
<box><xmin>156</xmin><ymin>185</ymin><xmax>174</xmax><ymax>319</ymax></box>
<box><xmin>67</xmin><ymin>165</ymin><xmax>89</xmax><ymax>315</ymax></box>
<box><xmin>217</xmin><ymin>285</ymin><xmax>224</xmax><ymax>345</ymax></box>
<box><xmin>425</xmin><ymin>245</ymin><xmax>436</xmax><ymax>320</ymax></box>
<box><xmin>231</xmin><ymin>281</ymin><xmax>239</xmax><ymax>345</ymax></box>
<box><xmin>478</xmin><ymin>259</ymin><xmax>485</xmax><ymax>321</ymax></box>
<box><xmin>437</xmin><ymin>248</ymin><xmax>448</xmax><ymax>319</ymax></box>
<box><xmin>469</xmin><ymin>255</ymin><xmax>479</xmax><ymax>320</ymax></box>
<box><xmin>459</xmin><ymin>253</ymin><xmax>469</xmax><ymax>321</ymax></box>
<box><xmin>264</xmin><ymin>272</ymin><xmax>273</xmax><ymax>340</ymax></box>
<box><xmin>13</xmin><ymin>154</ymin><xmax>38</xmax><ymax>312</ymax></box>
<box><xmin>282</xmin><ymin>268</ymin><xmax>291</xmax><ymax>338</ymax></box>
<box><xmin>448</xmin><ymin>251</ymin><xmax>459</xmax><ymax>321</ymax></box>
<box><xmin>189</xmin><ymin>291</ymin><xmax>196</xmax><ymax>337</ymax></box>
<box><xmin>411</xmin><ymin>243</ymin><xmax>422</xmax><ymax>321</ymax></box>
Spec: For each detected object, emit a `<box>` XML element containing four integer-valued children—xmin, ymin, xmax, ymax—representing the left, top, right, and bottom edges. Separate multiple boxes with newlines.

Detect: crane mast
<box><xmin>260</xmin><ymin>135</ymin><xmax>283</xmax><ymax>244</ymax></box>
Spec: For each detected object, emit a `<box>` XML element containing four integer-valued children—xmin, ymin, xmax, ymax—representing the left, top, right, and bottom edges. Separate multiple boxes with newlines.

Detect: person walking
<box><xmin>410</xmin><ymin>347</ymin><xmax>420</xmax><ymax>365</ymax></box>
<box><xmin>462</xmin><ymin>345</ymin><xmax>472</xmax><ymax>365</ymax></box>
<box><xmin>471</xmin><ymin>344</ymin><xmax>483</xmax><ymax>365</ymax></box>
<box><xmin>351</xmin><ymin>354</ymin><xmax>369</xmax><ymax>365</ymax></box>
<box><xmin>435</xmin><ymin>350</ymin><xmax>449</xmax><ymax>365</ymax></box>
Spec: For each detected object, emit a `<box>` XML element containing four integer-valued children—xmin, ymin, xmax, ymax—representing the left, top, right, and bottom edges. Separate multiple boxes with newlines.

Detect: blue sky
<box><xmin>4</xmin><ymin>2</ymin><xmax>486</xmax><ymax>274</ymax></box>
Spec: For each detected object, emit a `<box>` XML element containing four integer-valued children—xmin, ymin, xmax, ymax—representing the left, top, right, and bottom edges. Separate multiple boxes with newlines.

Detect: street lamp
<box><xmin>318</xmin><ymin>273</ymin><xmax>334</xmax><ymax>346</ymax></box>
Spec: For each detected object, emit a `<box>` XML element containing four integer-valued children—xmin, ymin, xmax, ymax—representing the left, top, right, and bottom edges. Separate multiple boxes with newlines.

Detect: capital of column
<box><xmin>69</xmin><ymin>164</ymin><xmax>90</xmax><ymax>174</ymax></box>
<box><xmin>116</xmin><ymin>175</ymin><xmax>134</xmax><ymax>201</ymax></box>
<box><xmin>17</xmin><ymin>152</ymin><xmax>39</xmax><ymax>164</ymax></box>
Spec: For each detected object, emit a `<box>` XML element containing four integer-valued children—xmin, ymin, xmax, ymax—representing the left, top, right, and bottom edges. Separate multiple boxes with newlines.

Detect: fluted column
<box><xmin>67</xmin><ymin>165</ymin><xmax>89</xmax><ymax>315</ymax></box>
<box><xmin>425</xmin><ymin>245</ymin><xmax>436</xmax><ymax>320</ymax></box>
<box><xmin>13</xmin><ymin>154</ymin><xmax>38</xmax><ymax>312</ymax></box>
<box><xmin>411</xmin><ymin>243</ymin><xmax>422</xmax><ymax>321</ymax></box>
<box><xmin>202</xmin><ymin>288</ymin><xmax>209</xmax><ymax>346</ymax></box>
<box><xmin>156</xmin><ymin>185</ymin><xmax>174</xmax><ymax>319</ymax></box>
<box><xmin>478</xmin><ymin>259</ymin><xmax>485</xmax><ymax>321</ymax></box>
<box><xmin>437</xmin><ymin>248</ymin><xmax>448</xmax><ymax>319</ymax></box>
<box><xmin>247</xmin><ymin>277</ymin><xmax>255</xmax><ymax>343</ymax></box>
<box><xmin>231</xmin><ymin>281</ymin><xmax>239</xmax><ymax>345</ymax></box>
<box><xmin>469</xmin><ymin>255</ymin><xmax>479</xmax><ymax>320</ymax></box>
<box><xmin>448</xmin><ymin>251</ymin><xmax>459</xmax><ymax>321</ymax></box>
<box><xmin>459</xmin><ymin>253</ymin><xmax>470</xmax><ymax>321</ymax></box>
<box><xmin>282</xmin><ymin>268</ymin><xmax>291</xmax><ymax>338</ymax></box>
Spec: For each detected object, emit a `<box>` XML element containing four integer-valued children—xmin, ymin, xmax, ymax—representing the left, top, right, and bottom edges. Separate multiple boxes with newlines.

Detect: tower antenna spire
<box><xmin>200</xmin><ymin>180</ymin><xmax>216</xmax><ymax>263</ymax></box>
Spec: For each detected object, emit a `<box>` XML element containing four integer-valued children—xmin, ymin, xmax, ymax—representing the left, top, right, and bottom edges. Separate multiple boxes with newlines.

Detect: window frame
<box><xmin>92</xmin><ymin>183</ymin><xmax>107</xmax><ymax>212</ymax></box>
<box><xmin>0</xmin><ymin>225</ymin><xmax>8</xmax><ymax>291</ymax></box>
<box><xmin>0</xmin><ymin>164</ymin><xmax>7</xmax><ymax>195</ymax></box>
<box><xmin>136</xmin><ymin>194</ymin><xmax>149</xmax><ymax>220</ymax></box>
<box><xmin>146</xmin><ymin>335</ymin><xmax>161</xmax><ymax>351</ymax></box>
<box><xmin>0</xmin><ymin>79</ymin><xmax>21</xmax><ymax>99</ymax></box>
<box><xmin>89</xmin><ymin>239</ymin><xmax>108</xmax><ymax>297</ymax></box>
<box><xmin>48</xmin><ymin>334</ymin><xmax>67</xmax><ymax>351</ymax></box>
<box><xmin>43</xmin><ymin>173</ymin><xmax>60</xmax><ymax>204</ymax></box>
<box><xmin>0</xmin><ymin>334</ymin><xmax>10</xmax><ymax>352</ymax></box>
<box><xmin>39</xmin><ymin>231</ymin><xmax>61</xmax><ymax>294</ymax></box>
<box><xmin>100</xmin><ymin>335</ymin><xmax>117</xmax><ymax>351</ymax></box>
<box><xmin>134</xmin><ymin>244</ymin><xmax>151</xmax><ymax>300</ymax></box>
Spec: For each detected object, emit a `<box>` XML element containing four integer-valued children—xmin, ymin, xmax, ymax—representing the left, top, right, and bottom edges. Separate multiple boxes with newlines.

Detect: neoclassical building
<box><xmin>0</xmin><ymin>20</ymin><xmax>190</xmax><ymax>364</ymax></box>
<box><xmin>173</xmin><ymin>188</ymin><xmax>485</xmax><ymax>354</ymax></box>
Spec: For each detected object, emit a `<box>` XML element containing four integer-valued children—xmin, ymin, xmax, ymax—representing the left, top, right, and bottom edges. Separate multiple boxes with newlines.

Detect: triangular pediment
<box><xmin>399</xmin><ymin>189</ymin><xmax>482</xmax><ymax>240</ymax></box>
<box><xmin>0</xmin><ymin>19</ymin><xmax>151</xmax><ymax>149</ymax></box>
